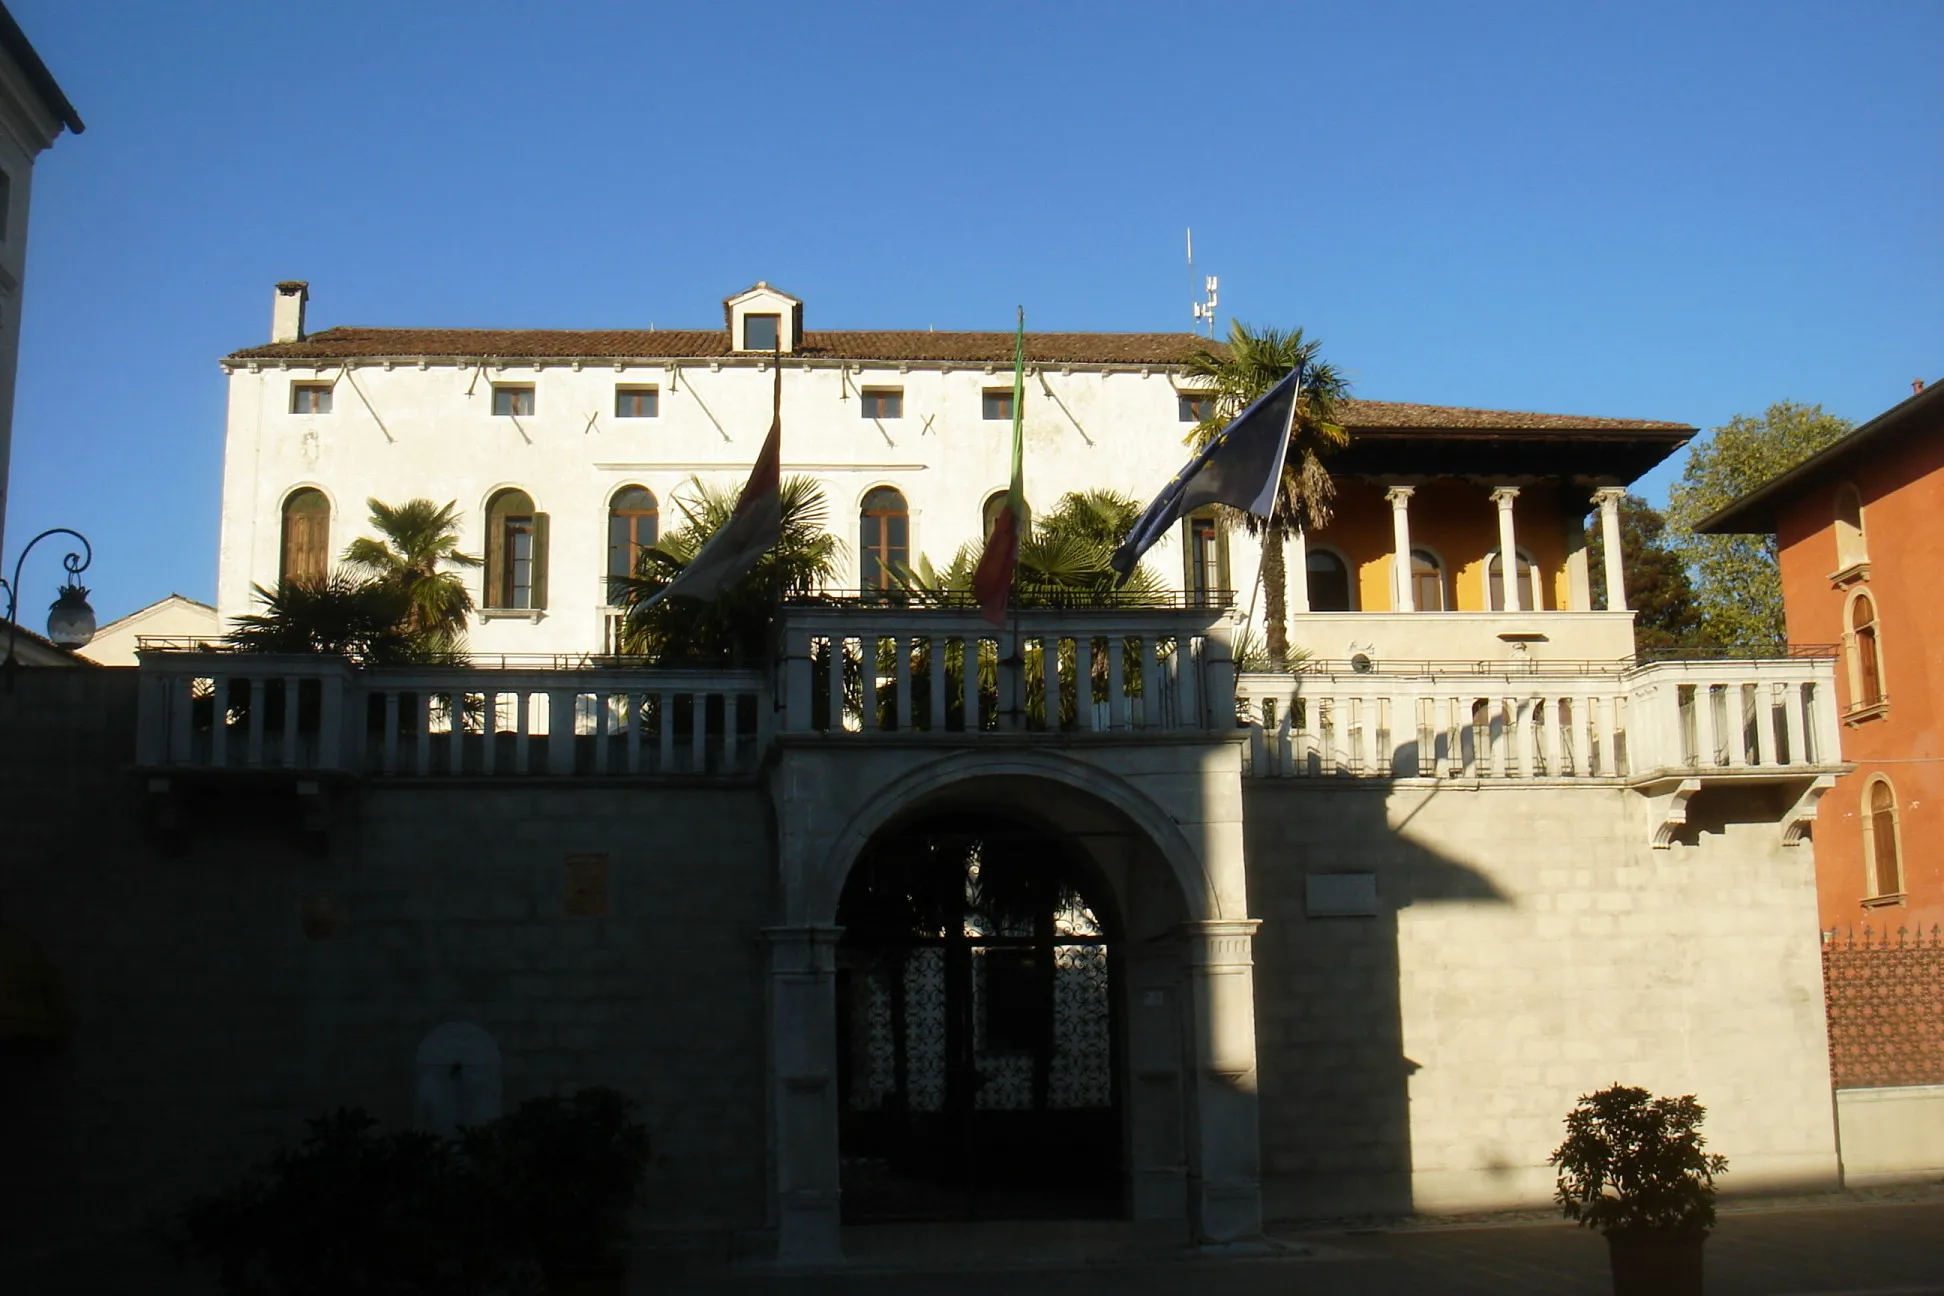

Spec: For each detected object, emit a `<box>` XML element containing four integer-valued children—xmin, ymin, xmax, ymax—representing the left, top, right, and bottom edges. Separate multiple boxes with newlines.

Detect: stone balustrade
<box><xmin>135</xmin><ymin>652</ymin><xmax>768</xmax><ymax>778</ymax></box>
<box><xmin>774</xmin><ymin>604</ymin><xmax>1236</xmax><ymax>737</ymax></box>
<box><xmin>1236</xmin><ymin>656</ymin><xmax>1840</xmax><ymax>782</ymax></box>
<box><xmin>135</xmin><ymin>625</ymin><xmax>1840</xmax><ymax>788</ymax></box>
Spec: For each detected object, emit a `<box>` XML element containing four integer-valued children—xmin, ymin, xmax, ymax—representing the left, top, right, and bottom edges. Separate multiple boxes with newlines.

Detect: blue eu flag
<box><xmin>1110</xmin><ymin>365</ymin><xmax>1303</xmax><ymax>587</ymax></box>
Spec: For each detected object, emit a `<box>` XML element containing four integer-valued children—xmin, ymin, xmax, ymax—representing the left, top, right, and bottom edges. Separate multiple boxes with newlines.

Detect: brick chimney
<box><xmin>272</xmin><ymin>281</ymin><xmax>309</xmax><ymax>343</ymax></box>
<box><xmin>1916</xmin><ymin>378</ymin><xmax>1927</xmax><ymax>396</ymax></box>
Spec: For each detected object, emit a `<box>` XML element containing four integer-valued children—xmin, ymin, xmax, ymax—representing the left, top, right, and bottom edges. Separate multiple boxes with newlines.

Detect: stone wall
<box><xmin>1243</xmin><ymin>778</ymin><xmax>1840</xmax><ymax>1220</ymax></box>
<box><xmin>0</xmin><ymin>671</ymin><xmax>774</xmax><ymax>1252</ymax></box>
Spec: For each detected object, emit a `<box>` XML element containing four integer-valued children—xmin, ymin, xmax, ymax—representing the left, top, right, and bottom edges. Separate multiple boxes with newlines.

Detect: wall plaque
<box><xmin>564</xmin><ymin>853</ymin><xmax>610</xmax><ymax>918</ymax></box>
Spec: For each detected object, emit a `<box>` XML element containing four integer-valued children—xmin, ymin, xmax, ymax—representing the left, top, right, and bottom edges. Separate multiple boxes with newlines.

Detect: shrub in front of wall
<box><xmin>458</xmin><ymin>1087</ymin><xmax>653</xmax><ymax>1281</ymax></box>
<box><xmin>162</xmin><ymin>1090</ymin><xmax>648</xmax><ymax>1295</ymax></box>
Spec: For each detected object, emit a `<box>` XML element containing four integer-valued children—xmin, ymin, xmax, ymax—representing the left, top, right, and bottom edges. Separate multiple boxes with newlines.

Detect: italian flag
<box><xmin>972</xmin><ymin>310</ymin><xmax>1026</xmax><ymax>626</ymax></box>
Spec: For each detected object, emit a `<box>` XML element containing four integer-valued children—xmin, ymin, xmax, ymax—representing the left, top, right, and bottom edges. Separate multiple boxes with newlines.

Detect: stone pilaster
<box><xmin>763</xmin><ymin>924</ymin><xmax>845</xmax><ymax>1264</ymax></box>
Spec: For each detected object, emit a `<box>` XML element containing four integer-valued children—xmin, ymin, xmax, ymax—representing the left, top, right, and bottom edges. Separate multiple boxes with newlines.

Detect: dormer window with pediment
<box><xmin>725</xmin><ymin>281</ymin><xmax>803</xmax><ymax>354</ymax></box>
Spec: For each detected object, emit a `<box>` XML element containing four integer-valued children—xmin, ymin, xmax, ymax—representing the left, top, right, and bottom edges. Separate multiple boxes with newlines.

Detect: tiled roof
<box><xmin>1335</xmin><ymin>399</ymin><xmax>1690</xmax><ymax>434</ymax></box>
<box><xmin>229</xmin><ymin>327</ymin><xmax>1695</xmax><ymax>434</ymax></box>
<box><xmin>228</xmin><ymin>328</ymin><xmax>1216</xmax><ymax>367</ymax></box>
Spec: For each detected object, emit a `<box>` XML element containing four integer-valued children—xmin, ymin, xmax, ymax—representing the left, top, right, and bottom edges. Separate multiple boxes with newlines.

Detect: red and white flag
<box><xmin>648</xmin><ymin>360</ymin><xmax>782</xmax><ymax>605</ymax></box>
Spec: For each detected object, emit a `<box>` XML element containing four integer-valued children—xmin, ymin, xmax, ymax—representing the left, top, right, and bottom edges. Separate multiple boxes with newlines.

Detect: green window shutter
<box><xmin>531</xmin><ymin>512</ymin><xmax>550</xmax><ymax>609</ymax></box>
<box><xmin>484</xmin><ymin>504</ymin><xmax>505</xmax><ymax>608</ymax></box>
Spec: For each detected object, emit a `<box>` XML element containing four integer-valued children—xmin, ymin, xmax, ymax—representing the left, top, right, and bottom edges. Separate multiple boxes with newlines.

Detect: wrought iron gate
<box><xmin>835</xmin><ymin>817</ymin><xmax>1122</xmax><ymax>1221</ymax></box>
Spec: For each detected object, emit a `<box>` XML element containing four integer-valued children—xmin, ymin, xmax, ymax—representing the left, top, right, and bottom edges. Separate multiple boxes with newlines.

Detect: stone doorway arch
<box><xmin>835</xmin><ymin>809</ymin><xmax>1123</xmax><ymax>1222</ymax></box>
<box><xmin>764</xmin><ymin>747</ymin><xmax>1260</xmax><ymax>1262</ymax></box>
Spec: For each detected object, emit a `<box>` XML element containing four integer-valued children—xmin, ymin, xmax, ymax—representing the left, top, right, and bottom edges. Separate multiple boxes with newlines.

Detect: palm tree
<box><xmin>342</xmin><ymin>498</ymin><xmax>480</xmax><ymax>651</ymax></box>
<box><xmin>892</xmin><ymin>490</ymin><xmax>1174</xmax><ymax>729</ymax></box>
<box><xmin>900</xmin><ymin>489</ymin><xmax>1171</xmax><ymax>607</ymax></box>
<box><xmin>610</xmin><ymin>475</ymin><xmax>843</xmax><ymax>665</ymax></box>
<box><xmin>224</xmin><ymin>573</ymin><xmax>422</xmax><ymax>664</ymax></box>
<box><xmin>1183</xmin><ymin>321</ymin><xmax>1351</xmax><ymax>668</ymax></box>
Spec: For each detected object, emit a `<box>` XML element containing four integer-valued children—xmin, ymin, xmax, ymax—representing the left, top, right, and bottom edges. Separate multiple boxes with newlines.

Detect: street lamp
<box><xmin>2</xmin><ymin>527</ymin><xmax>97</xmax><ymax>678</ymax></box>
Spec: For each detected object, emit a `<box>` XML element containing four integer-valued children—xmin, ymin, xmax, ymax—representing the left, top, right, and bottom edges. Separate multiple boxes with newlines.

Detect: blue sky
<box><xmin>5</xmin><ymin>0</ymin><xmax>1940</xmax><ymax>622</ymax></box>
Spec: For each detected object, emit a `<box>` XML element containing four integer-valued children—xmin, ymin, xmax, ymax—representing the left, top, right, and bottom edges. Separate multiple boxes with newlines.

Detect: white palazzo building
<box><xmin>0</xmin><ymin>279</ymin><xmax>1854</xmax><ymax>1266</ymax></box>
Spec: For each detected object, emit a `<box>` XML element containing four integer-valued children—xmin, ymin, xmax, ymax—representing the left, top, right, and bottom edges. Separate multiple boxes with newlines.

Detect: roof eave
<box><xmin>0</xmin><ymin>3</ymin><xmax>82</xmax><ymax>135</ymax></box>
<box><xmin>1693</xmin><ymin>382</ymin><xmax>1944</xmax><ymax>535</ymax></box>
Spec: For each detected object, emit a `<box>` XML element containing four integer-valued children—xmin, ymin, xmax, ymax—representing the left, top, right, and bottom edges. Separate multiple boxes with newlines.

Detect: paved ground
<box><xmin>654</xmin><ymin>1196</ymin><xmax>1944</xmax><ymax>1296</ymax></box>
<box><xmin>7</xmin><ymin>1191</ymin><xmax>1941</xmax><ymax>1294</ymax></box>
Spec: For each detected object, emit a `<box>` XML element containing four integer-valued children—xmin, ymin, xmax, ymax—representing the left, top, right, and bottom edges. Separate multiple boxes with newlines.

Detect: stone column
<box><xmin>763</xmin><ymin>925</ymin><xmax>846</xmax><ymax>1265</ymax></box>
<box><xmin>1593</xmin><ymin>487</ymin><xmax>1628</xmax><ymax>612</ymax></box>
<box><xmin>1386</xmin><ymin>486</ymin><xmax>1416</xmax><ymax>611</ymax></box>
<box><xmin>1490</xmin><ymin>487</ymin><xmax>1522</xmax><ymax>611</ymax></box>
<box><xmin>1287</xmin><ymin>525</ymin><xmax>1310</xmax><ymax>615</ymax></box>
<box><xmin>1182</xmin><ymin>919</ymin><xmax>1263</xmax><ymax>1244</ymax></box>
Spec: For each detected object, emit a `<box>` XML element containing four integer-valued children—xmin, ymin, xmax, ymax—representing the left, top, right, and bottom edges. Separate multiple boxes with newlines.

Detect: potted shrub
<box><xmin>1549</xmin><ymin>1083</ymin><xmax>1730</xmax><ymax>1296</ymax></box>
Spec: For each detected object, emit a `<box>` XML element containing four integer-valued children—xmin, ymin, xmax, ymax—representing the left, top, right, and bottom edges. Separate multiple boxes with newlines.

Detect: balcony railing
<box><xmin>133</xmin><ymin>618</ymin><xmax>1842</xmax><ymax>789</ymax></box>
<box><xmin>135</xmin><ymin>653</ymin><xmax>768</xmax><ymax>778</ymax></box>
<box><xmin>1235</xmin><ymin>656</ymin><xmax>1840</xmax><ymax>782</ymax></box>
<box><xmin>775</xmin><ymin>604</ymin><xmax>1236</xmax><ymax>737</ymax></box>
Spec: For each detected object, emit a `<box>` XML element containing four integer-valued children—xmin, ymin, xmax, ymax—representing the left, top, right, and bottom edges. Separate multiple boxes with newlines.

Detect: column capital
<box><xmin>1591</xmin><ymin>486</ymin><xmax>1627</xmax><ymax>507</ymax></box>
<box><xmin>1384</xmin><ymin>485</ymin><xmax>1416</xmax><ymax>506</ymax></box>
<box><xmin>1180</xmin><ymin>919</ymin><xmax>1262</xmax><ymax>968</ymax></box>
<box><xmin>1490</xmin><ymin>485</ymin><xmax>1522</xmax><ymax>507</ymax></box>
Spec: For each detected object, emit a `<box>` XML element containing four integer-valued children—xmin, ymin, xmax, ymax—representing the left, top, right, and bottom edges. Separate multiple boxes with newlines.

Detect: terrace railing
<box><xmin>1236</xmin><ymin>655</ymin><xmax>1840</xmax><ymax>782</ymax></box>
<box><xmin>776</xmin><ymin>603</ymin><xmax>1237</xmax><ymax>738</ymax></box>
<box><xmin>135</xmin><ymin>652</ymin><xmax>768</xmax><ymax>778</ymax></box>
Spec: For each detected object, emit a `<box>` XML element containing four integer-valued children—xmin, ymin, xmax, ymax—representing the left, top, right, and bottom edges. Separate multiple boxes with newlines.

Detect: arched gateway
<box><xmin>764</xmin><ymin>749</ymin><xmax>1262</xmax><ymax>1263</ymax></box>
<box><xmin>835</xmin><ymin>812</ymin><xmax>1121</xmax><ymax>1220</ymax></box>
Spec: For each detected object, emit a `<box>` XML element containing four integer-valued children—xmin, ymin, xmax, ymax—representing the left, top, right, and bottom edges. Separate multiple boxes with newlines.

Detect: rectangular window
<box><xmin>290</xmin><ymin>382</ymin><xmax>333</xmax><ymax>415</ymax></box>
<box><xmin>614</xmin><ymin>386</ymin><xmax>659</xmax><ymax>418</ymax></box>
<box><xmin>860</xmin><ymin>388</ymin><xmax>903</xmax><ymax>420</ymax></box>
<box><xmin>504</xmin><ymin>517</ymin><xmax>535</xmax><ymax>609</ymax></box>
<box><xmin>492</xmin><ymin>385</ymin><xmax>535</xmax><ymax>417</ymax></box>
<box><xmin>1179</xmin><ymin>393</ymin><xmax>1215</xmax><ymax>423</ymax></box>
<box><xmin>743</xmin><ymin>313</ymin><xmax>780</xmax><ymax>352</ymax></box>
<box><xmin>982</xmin><ymin>388</ymin><xmax>1014</xmax><ymax>420</ymax></box>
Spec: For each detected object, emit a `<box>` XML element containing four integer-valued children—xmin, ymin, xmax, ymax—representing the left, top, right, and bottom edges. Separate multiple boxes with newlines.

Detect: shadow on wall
<box><xmin>1244</xmin><ymin>776</ymin><xmax>1510</xmax><ymax>1223</ymax></box>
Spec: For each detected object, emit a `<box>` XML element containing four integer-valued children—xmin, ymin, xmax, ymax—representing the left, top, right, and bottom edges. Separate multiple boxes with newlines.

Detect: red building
<box><xmin>1699</xmin><ymin>381</ymin><xmax>1943</xmax><ymax>935</ymax></box>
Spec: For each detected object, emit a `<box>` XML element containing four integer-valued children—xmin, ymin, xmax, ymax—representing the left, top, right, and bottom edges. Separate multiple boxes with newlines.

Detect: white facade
<box><xmin>79</xmin><ymin>592</ymin><xmax>217</xmax><ymax>665</ymax></box>
<box><xmin>0</xmin><ymin>8</ymin><xmax>83</xmax><ymax>561</ymax></box>
<box><xmin>216</xmin><ymin>287</ymin><xmax>1266</xmax><ymax>659</ymax></box>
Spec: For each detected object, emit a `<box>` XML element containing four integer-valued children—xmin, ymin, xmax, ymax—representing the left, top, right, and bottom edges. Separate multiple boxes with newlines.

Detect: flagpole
<box><xmin>1003</xmin><ymin>307</ymin><xmax>1025</xmax><ymax>731</ymax></box>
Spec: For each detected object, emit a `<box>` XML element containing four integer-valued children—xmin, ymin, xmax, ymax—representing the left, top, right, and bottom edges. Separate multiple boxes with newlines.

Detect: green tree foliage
<box><xmin>1666</xmin><ymin>401</ymin><xmax>1853</xmax><ymax>648</ymax></box>
<box><xmin>1182</xmin><ymin>322</ymin><xmax>1351</xmax><ymax>667</ymax></box>
<box><xmin>341</xmin><ymin>498</ymin><xmax>480</xmax><ymax>653</ymax></box>
<box><xmin>611</xmin><ymin>475</ymin><xmax>842</xmax><ymax>665</ymax></box>
<box><xmin>1586</xmin><ymin>494</ymin><xmax>1703</xmax><ymax>655</ymax></box>
<box><xmin>901</xmin><ymin>489</ymin><xmax>1170</xmax><ymax>607</ymax></box>
<box><xmin>225</xmin><ymin>573</ymin><xmax>433</xmax><ymax>665</ymax></box>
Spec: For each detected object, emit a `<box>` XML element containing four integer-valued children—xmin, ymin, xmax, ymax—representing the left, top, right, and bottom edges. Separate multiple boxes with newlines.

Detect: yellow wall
<box><xmin>1307</xmin><ymin>478</ymin><xmax>1579</xmax><ymax>611</ymax></box>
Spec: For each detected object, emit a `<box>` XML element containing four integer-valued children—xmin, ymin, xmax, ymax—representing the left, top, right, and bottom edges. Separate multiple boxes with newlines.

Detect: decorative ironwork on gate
<box><xmin>835</xmin><ymin>818</ymin><xmax>1122</xmax><ymax>1221</ymax></box>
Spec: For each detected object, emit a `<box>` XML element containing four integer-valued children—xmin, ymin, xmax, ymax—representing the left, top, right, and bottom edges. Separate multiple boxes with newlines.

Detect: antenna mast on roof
<box><xmin>1187</xmin><ymin>228</ymin><xmax>1217</xmax><ymax>338</ymax></box>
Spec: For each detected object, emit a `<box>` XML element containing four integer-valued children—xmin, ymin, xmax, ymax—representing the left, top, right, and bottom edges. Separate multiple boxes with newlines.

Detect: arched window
<box><xmin>1487</xmin><ymin>549</ymin><xmax>1541</xmax><ymax>612</ymax></box>
<box><xmin>1306</xmin><ymin>549</ymin><xmax>1353</xmax><ymax>612</ymax></box>
<box><xmin>1411</xmin><ymin>549</ymin><xmax>1446</xmax><ymax>612</ymax></box>
<box><xmin>280</xmin><ymin>488</ymin><xmax>330</xmax><ymax>586</ymax></box>
<box><xmin>1848</xmin><ymin>592</ymin><xmax>1885</xmax><ymax>709</ymax></box>
<box><xmin>860</xmin><ymin>487</ymin><xmax>909</xmax><ymax>591</ymax></box>
<box><xmin>981</xmin><ymin>491</ymin><xmax>1032</xmax><ymax>541</ymax></box>
<box><xmin>1864</xmin><ymin>778</ymin><xmax>1903</xmax><ymax>899</ymax></box>
<box><xmin>607</xmin><ymin>486</ymin><xmax>659</xmax><ymax>602</ymax></box>
<box><xmin>1834</xmin><ymin>483</ymin><xmax>1867</xmax><ymax>571</ymax></box>
<box><xmin>1184</xmin><ymin>510</ymin><xmax>1227</xmax><ymax>606</ymax></box>
<box><xmin>484</xmin><ymin>489</ymin><xmax>547</xmax><ymax>610</ymax></box>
